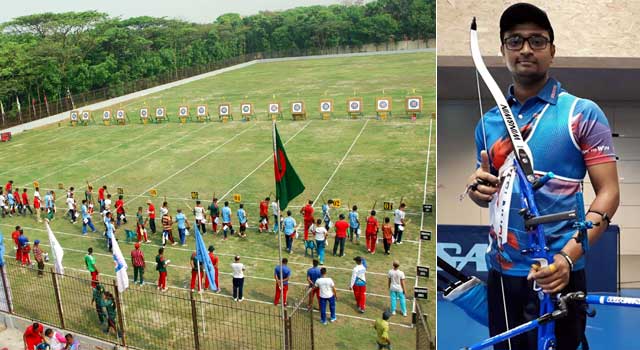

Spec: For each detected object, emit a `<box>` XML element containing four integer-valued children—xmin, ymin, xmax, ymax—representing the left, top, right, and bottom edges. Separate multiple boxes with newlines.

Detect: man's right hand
<box><xmin>467</xmin><ymin>151</ymin><xmax>499</xmax><ymax>207</ymax></box>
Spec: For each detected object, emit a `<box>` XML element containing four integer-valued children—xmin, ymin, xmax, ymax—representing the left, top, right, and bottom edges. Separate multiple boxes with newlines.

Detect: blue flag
<box><xmin>194</xmin><ymin>221</ymin><xmax>217</xmax><ymax>291</ymax></box>
<box><xmin>0</xmin><ymin>230</ymin><xmax>5</xmax><ymax>267</ymax></box>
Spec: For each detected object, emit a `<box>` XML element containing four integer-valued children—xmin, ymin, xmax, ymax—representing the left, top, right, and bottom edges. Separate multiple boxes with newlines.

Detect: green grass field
<box><xmin>0</xmin><ymin>52</ymin><xmax>435</xmax><ymax>350</ymax></box>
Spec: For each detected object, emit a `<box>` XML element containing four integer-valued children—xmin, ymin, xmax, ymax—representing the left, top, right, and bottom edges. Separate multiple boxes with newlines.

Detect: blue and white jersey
<box><xmin>349</xmin><ymin>211</ymin><xmax>359</xmax><ymax>228</ymax></box>
<box><xmin>237</xmin><ymin>209</ymin><xmax>247</xmax><ymax>224</ymax></box>
<box><xmin>221</xmin><ymin>206</ymin><xmax>232</xmax><ymax>223</ymax></box>
<box><xmin>175</xmin><ymin>213</ymin><xmax>186</xmax><ymax>229</ymax></box>
<box><xmin>283</xmin><ymin>217</ymin><xmax>296</xmax><ymax>235</ymax></box>
<box><xmin>81</xmin><ymin>205</ymin><xmax>90</xmax><ymax>220</ymax></box>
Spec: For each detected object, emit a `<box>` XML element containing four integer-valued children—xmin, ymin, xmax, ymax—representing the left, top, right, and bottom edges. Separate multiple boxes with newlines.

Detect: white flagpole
<box><xmin>272</xmin><ymin>120</ymin><xmax>286</xmax><ymax>350</ymax></box>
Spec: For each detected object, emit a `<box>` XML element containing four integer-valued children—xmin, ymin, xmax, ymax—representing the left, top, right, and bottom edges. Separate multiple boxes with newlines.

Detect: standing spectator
<box><xmin>161</xmin><ymin>212</ymin><xmax>176</xmax><ymax>246</ymax></box>
<box><xmin>349</xmin><ymin>205</ymin><xmax>360</xmax><ymax>243</ymax></box>
<box><xmin>322</xmin><ymin>199</ymin><xmax>334</xmax><ymax>230</ymax></box>
<box><xmin>105</xmin><ymin>212</ymin><xmax>115</xmax><ymax>252</ymax></box>
<box><xmin>333</xmin><ymin>214</ymin><xmax>348</xmax><ymax>257</ymax></box>
<box><xmin>44</xmin><ymin>190</ymin><xmax>56</xmax><ymax>220</ymax></box>
<box><xmin>208</xmin><ymin>197</ymin><xmax>219</xmax><ymax>233</ymax></box>
<box><xmin>315</xmin><ymin>267</ymin><xmax>337</xmax><ymax>325</ymax></box>
<box><xmin>237</xmin><ymin>204</ymin><xmax>248</xmax><ymax>238</ymax></box>
<box><xmin>92</xmin><ymin>283</ymin><xmax>106</xmax><ymax>325</ymax></box>
<box><xmin>190</xmin><ymin>251</ymin><xmax>205</xmax><ymax>292</ymax></box>
<box><xmin>33</xmin><ymin>239</ymin><xmax>45</xmax><ymax>276</ymax></box>
<box><xmin>156</xmin><ymin>248</ymin><xmax>170</xmax><ymax>291</ymax></box>
<box><xmin>258</xmin><ymin>197</ymin><xmax>270</xmax><ymax>233</ymax></box>
<box><xmin>21</xmin><ymin>242</ymin><xmax>32</xmax><ymax>266</ymax></box>
<box><xmin>271</xmin><ymin>198</ymin><xmax>280</xmax><ymax>232</ymax></box>
<box><xmin>204</xmin><ymin>245</ymin><xmax>219</xmax><ymax>292</ymax></box>
<box><xmin>7</xmin><ymin>190</ymin><xmax>16</xmax><ymax>215</ymax></box>
<box><xmin>231</xmin><ymin>255</ymin><xmax>245</xmax><ymax>302</ymax></box>
<box><xmin>23</xmin><ymin>322</ymin><xmax>44</xmax><ymax>350</ymax></box>
<box><xmin>274</xmin><ymin>258</ymin><xmax>291</xmax><ymax>306</ymax></box>
<box><xmin>382</xmin><ymin>218</ymin><xmax>393</xmax><ymax>255</ymax></box>
<box><xmin>374</xmin><ymin>311</ymin><xmax>392</xmax><ymax>349</ymax></box>
<box><xmin>81</xmin><ymin>200</ymin><xmax>96</xmax><ymax>235</ymax></box>
<box><xmin>221</xmin><ymin>201</ymin><xmax>234</xmax><ymax>240</ymax></box>
<box><xmin>306</xmin><ymin>259</ymin><xmax>321</xmax><ymax>308</ymax></box>
<box><xmin>147</xmin><ymin>200</ymin><xmax>157</xmax><ymax>234</ymax></box>
<box><xmin>0</xmin><ymin>190</ymin><xmax>8</xmax><ymax>217</ymax></box>
<box><xmin>136</xmin><ymin>207</ymin><xmax>150</xmax><ymax>243</ymax></box>
<box><xmin>85</xmin><ymin>247</ymin><xmax>99</xmax><ymax>288</ymax></box>
<box><xmin>104</xmin><ymin>194</ymin><xmax>113</xmax><ymax>213</ymax></box>
<box><xmin>388</xmin><ymin>260</ymin><xmax>407</xmax><ymax>316</ymax></box>
<box><xmin>300</xmin><ymin>199</ymin><xmax>314</xmax><ymax>241</ymax></box>
<box><xmin>85</xmin><ymin>185</ymin><xmax>95</xmax><ymax>215</ymax></box>
<box><xmin>98</xmin><ymin>185</ymin><xmax>107</xmax><ymax>212</ymax></box>
<box><xmin>350</xmin><ymin>256</ymin><xmax>367</xmax><ymax>313</ymax></box>
<box><xmin>393</xmin><ymin>203</ymin><xmax>406</xmax><ymax>245</ymax></box>
<box><xmin>66</xmin><ymin>193</ymin><xmax>77</xmax><ymax>224</ymax></box>
<box><xmin>115</xmin><ymin>195</ymin><xmax>127</xmax><ymax>227</ymax></box>
<box><xmin>102</xmin><ymin>292</ymin><xmax>120</xmax><ymax>337</ymax></box>
<box><xmin>175</xmin><ymin>209</ymin><xmax>189</xmax><ymax>246</ymax></box>
<box><xmin>131</xmin><ymin>243</ymin><xmax>146</xmax><ymax>285</ymax></box>
<box><xmin>17</xmin><ymin>229</ymin><xmax>29</xmax><ymax>263</ymax></box>
<box><xmin>313</xmin><ymin>219</ymin><xmax>328</xmax><ymax>265</ymax></box>
<box><xmin>33</xmin><ymin>187</ymin><xmax>42</xmax><ymax>222</ymax></box>
<box><xmin>365</xmin><ymin>210</ymin><xmax>380</xmax><ymax>254</ymax></box>
<box><xmin>194</xmin><ymin>200</ymin><xmax>206</xmax><ymax>234</ymax></box>
<box><xmin>283</xmin><ymin>210</ymin><xmax>296</xmax><ymax>253</ymax></box>
<box><xmin>22</xmin><ymin>188</ymin><xmax>33</xmax><ymax>215</ymax></box>
<box><xmin>12</xmin><ymin>226</ymin><xmax>22</xmax><ymax>261</ymax></box>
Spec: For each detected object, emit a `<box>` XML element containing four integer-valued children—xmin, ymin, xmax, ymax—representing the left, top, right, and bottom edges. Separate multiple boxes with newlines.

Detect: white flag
<box><xmin>15</xmin><ymin>96</ymin><xmax>21</xmax><ymax>113</ymax></box>
<box><xmin>45</xmin><ymin>222</ymin><xmax>64</xmax><ymax>274</ymax></box>
<box><xmin>110</xmin><ymin>235</ymin><xmax>129</xmax><ymax>292</ymax></box>
<box><xmin>1</xmin><ymin>101</ymin><xmax>4</xmax><ymax>115</ymax></box>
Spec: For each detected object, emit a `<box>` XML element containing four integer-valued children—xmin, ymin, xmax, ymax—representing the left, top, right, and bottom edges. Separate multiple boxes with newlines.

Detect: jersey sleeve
<box><xmin>571</xmin><ymin>99</ymin><xmax>617</xmax><ymax>166</ymax></box>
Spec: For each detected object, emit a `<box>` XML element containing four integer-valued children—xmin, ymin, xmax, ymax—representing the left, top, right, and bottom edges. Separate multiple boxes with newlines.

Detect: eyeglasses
<box><xmin>502</xmin><ymin>35</ymin><xmax>550</xmax><ymax>51</ymax></box>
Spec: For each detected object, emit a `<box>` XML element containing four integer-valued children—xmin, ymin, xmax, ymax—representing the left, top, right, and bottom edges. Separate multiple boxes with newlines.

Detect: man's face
<box><xmin>501</xmin><ymin>23</ymin><xmax>555</xmax><ymax>85</ymax></box>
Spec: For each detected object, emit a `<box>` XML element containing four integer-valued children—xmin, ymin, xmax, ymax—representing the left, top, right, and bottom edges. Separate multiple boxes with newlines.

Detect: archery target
<box><xmin>81</xmin><ymin>112</ymin><xmax>90</xmax><ymax>120</ymax></box>
<box><xmin>70</xmin><ymin>111</ymin><xmax>78</xmax><ymax>121</ymax></box>
<box><xmin>116</xmin><ymin>110</ymin><xmax>125</xmax><ymax>119</ymax></box>
<box><xmin>140</xmin><ymin>108</ymin><xmax>149</xmax><ymax>118</ymax></box>
<box><xmin>292</xmin><ymin>102</ymin><xmax>303</xmax><ymax>113</ymax></box>
<box><xmin>407</xmin><ymin>97</ymin><xmax>422</xmax><ymax>111</ymax></box>
<box><xmin>348</xmin><ymin>100</ymin><xmax>362</xmax><ymax>113</ymax></box>
<box><xmin>179</xmin><ymin>106</ymin><xmax>188</xmax><ymax>116</ymax></box>
<box><xmin>103</xmin><ymin>111</ymin><xmax>111</xmax><ymax>120</ymax></box>
<box><xmin>156</xmin><ymin>107</ymin><xmax>165</xmax><ymax>117</ymax></box>
<box><xmin>197</xmin><ymin>105</ymin><xmax>207</xmax><ymax>116</ymax></box>
<box><xmin>320</xmin><ymin>101</ymin><xmax>332</xmax><ymax>112</ymax></box>
<box><xmin>241</xmin><ymin>104</ymin><xmax>252</xmax><ymax>115</ymax></box>
<box><xmin>269</xmin><ymin>103</ymin><xmax>280</xmax><ymax>113</ymax></box>
<box><xmin>219</xmin><ymin>105</ymin><xmax>229</xmax><ymax>116</ymax></box>
<box><xmin>377</xmin><ymin>99</ymin><xmax>390</xmax><ymax>111</ymax></box>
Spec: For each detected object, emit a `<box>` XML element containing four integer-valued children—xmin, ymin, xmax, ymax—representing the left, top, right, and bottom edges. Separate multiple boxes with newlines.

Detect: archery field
<box><xmin>0</xmin><ymin>51</ymin><xmax>435</xmax><ymax>349</ymax></box>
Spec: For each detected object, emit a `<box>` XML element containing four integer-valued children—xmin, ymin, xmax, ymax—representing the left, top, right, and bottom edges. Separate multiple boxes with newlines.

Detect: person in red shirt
<box><xmin>13</xmin><ymin>189</ymin><xmax>22</xmax><ymax>215</ymax></box>
<box><xmin>98</xmin><ymin>185</ymin><xmax>107</xmax><ymax>212</ymax></box>
<box><xmin>365</xmin><ymin>210</ymin><xmax>380</xmax><ymax>254</ymax></box>
<box><xmin>131</xmin><ymin>242</ymin><xmax>146</xmax><ymax>285</ymax></box>
<box><xmin>4</xmin><ymin>180</ymin><xmax>13</xmax><ymax>194</ymax></box>
<box><xmin>23</xmin><ymin>322</ymin><xmax>44</xmax><ymax>350</ymax></box>
<box><xmin>21</xmin><ymin>242</ymin><xmax>32</xmax><ymax>266</ymax></box>
<box><xmin>115</xmin><ymin>195</ymin><xmax>127</xmax><ymax>227</ymax></box>
<box><xmin>333</xmin><ymin>214</ymin><xmax>349</xmax><ymax>257</ymax></box>
<box><xmin>21</xmin><ymin>188</ymin><xmax>33</xmax><ymax>215</ymax></box>
<box><xmin>204</xmin><ymin>245</ymin><xmax>220</xmax><ymax>292</ymax></box>
<box><xmin>258</xmin><ymin>197</ymin><xmax>270</xmax><ymax>233</ymax></box>
<box><xmin>12</xmin><ymin>226</ymin><xmax>22</xmax><ymax>261</ymax></box>
<box><xmin>300</xmin><ymin>200</ymin><xmax>315</xmax><ymax>241</ymax></box>
<box><xmin>147</xmin><ymin>200</ymin><xmax>157</xmax><ymax>233</ymax></box>
<box><xmin>189</xmin><ymin>252</ymin><xmax>205</xmax><ymax>292</ymax></box>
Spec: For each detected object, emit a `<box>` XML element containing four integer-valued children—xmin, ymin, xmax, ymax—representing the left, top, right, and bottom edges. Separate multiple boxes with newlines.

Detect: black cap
<box><xmin>500</xmin><ymin>3</ymin><xmax>554</xmax><ymax>43</ymax></box>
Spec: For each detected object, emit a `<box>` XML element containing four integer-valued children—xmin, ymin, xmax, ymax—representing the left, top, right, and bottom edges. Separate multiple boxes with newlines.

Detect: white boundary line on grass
<box><xmin>311</xmin><ymin>119</ymin><xmax>370</xmax><ymax>207</ymax></box>
<box><xmin>127</xmin><ymin>124</ymin><xmax>257</xmax><ymax>205</ymax></box>
<box><xmin>219</xmin><ymin>121</ymin><xmax>313</xmax><ymax>201</ymax></box>
<box><xmin>20</xmin><ymin>125</ymin><xmax>169</xmax><ymax>187</ymax></box>
<box><xmin>4</xmin><ymin>255</ymin><xmax>413</xmax><ymax>328</ymax></box>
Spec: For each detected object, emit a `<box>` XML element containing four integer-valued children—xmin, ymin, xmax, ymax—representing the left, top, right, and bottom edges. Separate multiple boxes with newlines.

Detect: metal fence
<box><xmin>0</xmin><ymin>260</ymin><xmax>313</xmax><ymax>350</ymax></box>
<box><xmin>0</xmin><ymin>41</ymin><xmax>432</xmax><ymax>129</ymax></box>
<box><xmin>415</xmin><ymin>301</ymin><xmax>434</xmax><ymax>350</ymax></box>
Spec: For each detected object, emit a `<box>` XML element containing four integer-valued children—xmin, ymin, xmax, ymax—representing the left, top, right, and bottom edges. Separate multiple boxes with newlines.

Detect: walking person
<box><xmin>33</xmin><ymin>187</ymin><xmax>42</xmax><ymax>222</ymax></box>
<box><xmin>131</xmin><ymin>242</ymin><xmax>146</xmax><ymax>285</ymax></box>
<box><xmin>274</xmin><ymin>258</ymin><xmax>291</xmax><ymax>306</ymax></box>
<box><xmin>194</xmin><ymin>200</ymin><xmax>206</xmax><ymax>234</ymax></box>
<box><xmin>221</xmin><ymin>201</ymin><xmax>234</xmax><ymax>240</ymax></box>
<box><xmin>393</xmin><ymin>203</ymin><xmax>406</xmax><ymax>245</ymax></box>
<box><xmin>21</xmin><ymin>188</ymin><xmax>33</xmax><ymax>215</ymax></box>
<box><xmin>81</xmin><ymin>199</ymin><xmax>97</xmax><ymax>235</ymax></box>
<box><xmin>190</xmin><ymin>251</ymin><xmax>205</xmax><ymax>292</ymax></box>
<box><xmin>44</xmin><ymin>190</ymin><xmax>56</xmax><ymax>220</ymax></box>
<box><xmin>315</xmin><ymin>267</ymin><xmax>337</xmax><ymax>325</ymax></box>
<box><xmin>156</xmin><ymin>248</ymin><xmax>170</xmax><ymax>291</ymax></box>
<box><xmin>98</xmin><ymin>185</ymin><xmax>107</xmax><ymax>212</ymax></box>
<box><xmin>333</xmin><ymin>214</ymin><xmax>348</xmax><ymax>257</ymax></box>
<box><xmin>85</xmin><ymin>247</ymin><xmax>99</xmax><ymax>288</ymax></box>
<box><xmin>322</xmin><ymin>199</ymin><xmax>334</xmax><ymax>230</ymax></box>
<box><xmin>259</xmin><ymin>197</ymin><xmax>269</xmax><ymax>233</ymax></box>
<box><xmin>313</xmin><ymin>218</ymin><xmax>328</xmax><ymax>265</ymax></box>
<box><xmin>382</xmin><ymin>217</ymin><xmax>393</xmax><ymax>255</ymax></box>
<box><xmin>175</xmin><ymin>209</ymin><xmax>189</xmax><ymax>246</ymax></box>
<box><xmin>306</xmin><ymin>259</ymin><xmax>322</xmax><ymax>308</ymax></box>
<box><xmin>85</xmin><ymin>184</ymin><xmax>95</xmax><ymax>215</ymax></box>
<box><xmin>115</xmin><ymin>195</ymin><xmax>127</xmax><ymax>227</ymax></box>
<box><xmin>365</xmin><ymin>210</ymin><xmax>380</xmax><ymax>254</ymax></box>
<box><xmin>231</xmin><ymin>255</ymin><xmax>245</xmax><ymax>301</ymax></box>
<box><xmin>208</xmin><ymin>197</ymin><xmax>219</xmax><ymax>233</ymax></box>
<box><xmin>136</xmin><ymin>206</ymin><xmax>150</xmax><ymax>243</ymax></box>
<box><xmin>237</xmin><ymin>203</ymin><xmax>248</xmax><ymax>238</ymax></box>
<box><xmin>32</xmin><ymin>239</ymin><xmax>45</xmax><ymax>276</ymax></box>
<box><xmin>105</xmin><ymin>212</ymin><xmax>115</xmax><ymax>252</ymax></box>
<box><xmin>66</xmin><ymin>193</ymin><xmax>77</xmax><ymax>223</ymax></box>
<box><xmin>204</xmin><ymin>245</ymin><xmax>220</xmax><ymax>292</ymax></box>
<box><xmin>13</xmin><ymin>188</ymin><xmax>23</xmax><ymax>216</ymax></box>
<box><xmin>388</xmin><ymin>260</ymin><xmax>407</xmax><ymax>316</ymax></box>
<box><xmin>92</xmin><ymin>283</ymin><xmax>106</xmax><ymax>326</ymax></box>
<box><xmin>0</xmin><ymin>190</ymin><xmax>8</xmax><ymax>217</ymax></box>
<box><xmin>271</xmin><ymin>198</ymin><xmax>280</xmax><ymax>232</ymax></box>
<box><xmin>147</xmin><ymin>200</ymin><xmax>157</xmax><ymax>234</ymax></box>
<box><xmin>374</xmin><ymin>311</ymin><xmax>392</xmax><ymax>349</ymax></box>
<box><xmin>300</xmin><ymin>199</ymin><xmax>314</xmax><ymax>241</ymax></box>
<box><xmin>283</xmin><ymin>210</ymin><xmax>297</xmax><ymax>253</ymax></box>
<box><xmin>349</xmin><ymin>205</ymin><xmax>360</xmax><ymax>243</ymax></box>
<box><xmin>161</xmin><ymin>212</ymin><xmax>176</xmax><ymax>246</ymax></box>
<box><xmin>350</xmin><ymin>256</ymin><xmax>367</xmax><ymax>313</ymax></box>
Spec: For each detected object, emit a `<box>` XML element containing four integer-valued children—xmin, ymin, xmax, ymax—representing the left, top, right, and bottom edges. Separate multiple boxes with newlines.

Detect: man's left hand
<box><xmin>527</xmin><ymin>254</ymin><xmax>571</xmax><ymax>294</ymax></box>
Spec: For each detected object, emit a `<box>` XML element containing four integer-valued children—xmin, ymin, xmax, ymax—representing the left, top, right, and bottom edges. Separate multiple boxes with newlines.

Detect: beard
<box><xmin>512</xmin><ymin>67</ymin><xmax>548</xmax><ymax>87</ymax></box>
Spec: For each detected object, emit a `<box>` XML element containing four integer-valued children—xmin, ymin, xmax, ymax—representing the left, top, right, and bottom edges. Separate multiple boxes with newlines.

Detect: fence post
<box><xmin>112</xmin><ymin>282</ymin><xmax>127</xmax><ymax>347</ymax></box>
<box><xmin>190</xmin><ymin>292</ymin><xmax>201</xmax><ymax>350</ymax></box>
<box><xmin>308</xmin><ymin>304</ymin><xmax>314</xmax><ymax>350</ymax></box>
<box><xmin>0</xmin><ymin>265</ymin><xmax>13</xmax><ymax>314</ymax></box>
<box><xmin>50</xmin><ymin>267</ymin><xmax>65</xmax><ymax>328</ymax></box>
<box><xmin>283</xmin><ymin>309</ymin><xmax>290</xmax><ymax>350</ymax></box>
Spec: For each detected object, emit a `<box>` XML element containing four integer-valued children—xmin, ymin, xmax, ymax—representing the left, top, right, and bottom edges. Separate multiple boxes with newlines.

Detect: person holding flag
<box><xmin>204</xmin><ymin>245</ymin><xmax>219</xmax><ymax>292</ymax></box>
<box><xmin>110</xmin><ymin>227</ymin><xmax>129</xmax><ymax>293</ymax></box>
<box><xmin>193</xmin><ymin>221</ymin><xmax>218</xmax><ymax>292</ymax></box>
<box><xmin>190</xmin><ymin>251</ymin><xmax>205</xmax><ymax>292</ymax></box>
<box><xmin>45</xmin><ymin>219</ymin><xmax>64</xmax><ymax>274</ymax></box>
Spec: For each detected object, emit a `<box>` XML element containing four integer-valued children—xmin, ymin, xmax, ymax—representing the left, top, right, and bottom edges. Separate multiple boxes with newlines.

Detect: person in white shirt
<box><xmin>393</xmin><ymin>203</ymin><xmax>406</xmax><ymax>244</ymax></box>
<box><xmin>194</xmin><ymin>200</ymin><xmax>206</xmax><ymax>234</ymax></box>
<box><xmin>350</xmin><ymin>256</ymin><xmax>367</xmax><ymax>313</ymax></box>
<box><xmin>313</xmin><ymin>219</ymin><xmax>328</xmax><ymax>265</ymax></box>
<box><xmin>315</xmin><ymin>267</ymin><xmax>337</xmax><ymax>324</ymax></box>
<box><xmin>0</xmin><ymin>191</ymin><xmax>8</xmax><ymax>217</ymax></box>
<box><xmin>388</xmin><ymin>260</ymin><xmax>407</xmax><ymax>316</ymax></box>
<box><xmin>231</xmin><ymin>255</ymin><xmax>246</xmax><ymax>301</ymax></box>
<box><xmin>271</xmin><ymin>200</ymin><xmax>280</xmax><ymax>232</ymax></box>
<box><xmin>33</xmin><ymin>188</ymin><xmax>42</xmax><ymax>222</ymax></box>
<box><xmin>66</xmin><ymin>194</ymin><xmax>77</xmax><ymax>224</ymax></box>
<box><xmin>104</xmin><ymin>194</ymin><xmax>113</xmax><ymax>213</ymax></box>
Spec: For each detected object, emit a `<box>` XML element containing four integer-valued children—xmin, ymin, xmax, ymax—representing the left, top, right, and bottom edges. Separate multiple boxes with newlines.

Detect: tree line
<box><xmin>0</xmin><ymin>0</ymin><xmax>434</xmax><ymax>114</ymax></box>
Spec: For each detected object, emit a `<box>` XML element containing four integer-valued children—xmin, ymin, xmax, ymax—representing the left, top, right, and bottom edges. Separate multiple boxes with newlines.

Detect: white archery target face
<box><xmin>348</xmin><ymin>100</ymin><xmax>362</xmax><ymax>112</ymax></box>
<box><xmin>407</xmin><ymin>98</ymin><xmax>421</xmax><ymax>111</ymax></box>
<box><xmin>140</xmin><ymin>108</ymin><xmax>148</xmax><ymax>118</ymax></box>
<box><xmin>269</xmin><ymin>103</ymin><xmax>279</xmax><ymax>113</ymax></box>
<box><xmin>320</xmin><ymin>101</ymin><xmax>332</xmax><ymax>112</ymax></box>
<box><xmin>377</xmin><ymin>99</ymin><xmax>390</xmax><ymax>111</ymax></box>
<box><xmin>156</xmin><ymin>108</ymin><xmax>164</xmax><ymax>117</ymax></box>
<box><xmin>81</xmin><ymin>112</ymin><xmax>90</xmax><ymax>120</ymax></box>
<box><xmin>241</xmin><ymin>104</ymin><xmax>251</xmax><ymax>114</ymax></box>
<box><xmin>103</xmin><ymin>111</ymin><xmax>111</xmax><ymax>120</ymax></box>
<box><xmin>219</xmin><ymin>105</ymin><xmax>229</xmax><ymax>116</ymax></box>
<box><xmin>197</xmin><ymin>105</ymin><xmax>206</xmax><ymax>116</ymax></box>
<box><xmin>179</xmin><ymin>107</ymin><xmax>188</xmax><ymax>116</ymax></box>
<box><xmin>292</xmin><ymin>102</ymin><xmax>303</xmax><ymax>113</ymax></box>
<box><xmin>70</xmin><ymin>112</ymin><xmax>78</xmax><ymax>121</ymax></box>
<box><xmin>116</xmin><ymin>110</ymin><xmax>125</xmax><ymax>119</ymax></box>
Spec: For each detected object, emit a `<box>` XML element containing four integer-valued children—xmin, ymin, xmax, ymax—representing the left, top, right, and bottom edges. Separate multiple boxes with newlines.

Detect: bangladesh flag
<box><xmin>273</xmin><ymin>124</ymin><xmax>305</xmax><ymax>210</ymax></box>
